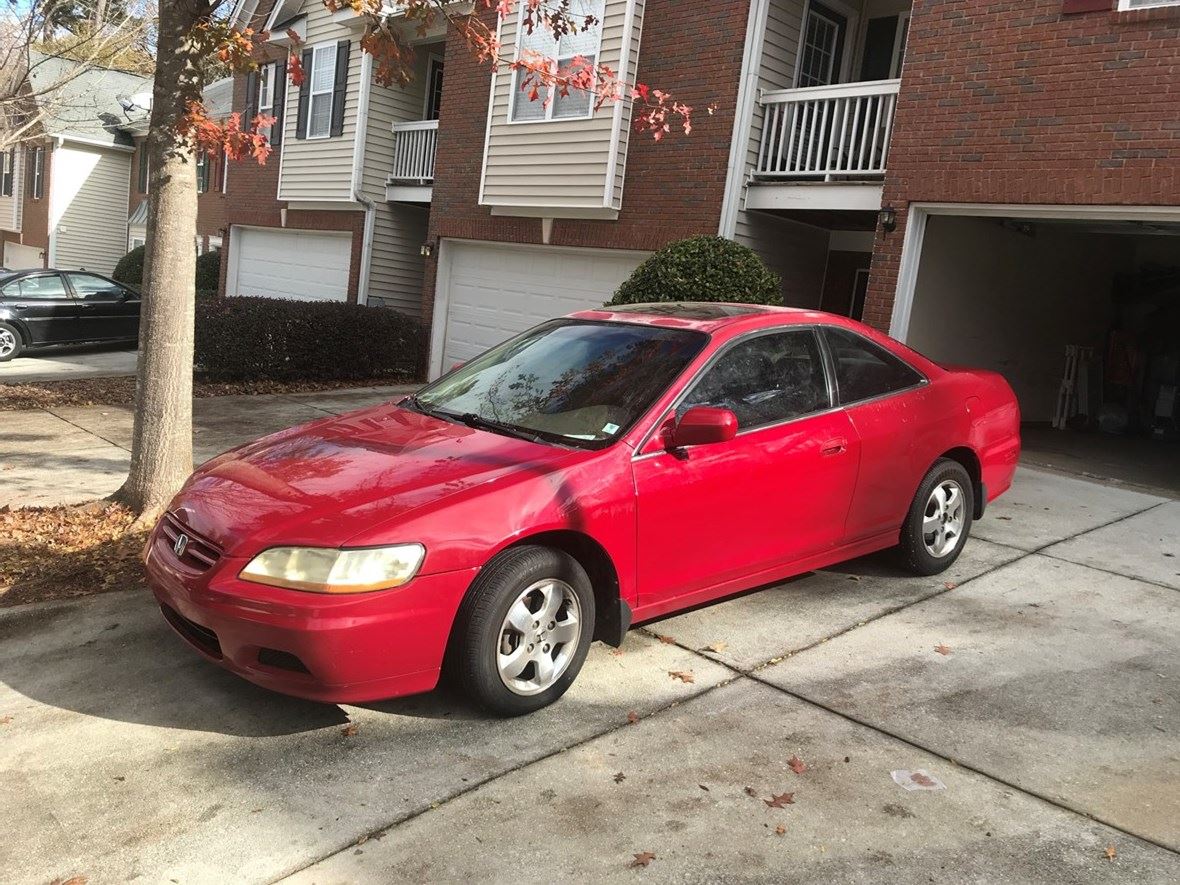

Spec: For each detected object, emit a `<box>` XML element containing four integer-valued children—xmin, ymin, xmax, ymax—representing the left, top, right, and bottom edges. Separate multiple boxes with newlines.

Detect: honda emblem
<box><xmin>173</xmin><ymin>533</ymin><xmax>189</xmax><ymax>559</ymax></box>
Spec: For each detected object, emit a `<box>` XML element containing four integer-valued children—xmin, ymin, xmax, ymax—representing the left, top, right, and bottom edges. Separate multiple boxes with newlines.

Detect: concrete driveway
<box><xmin>1</xmin><ymin>468</ymin><xmax>1178</xmax><ymax>883</ymax></box>
<box><xmin>0</xmin><ymin>342</ymin><xmax>137</xmax><ymax>383</ymax></box>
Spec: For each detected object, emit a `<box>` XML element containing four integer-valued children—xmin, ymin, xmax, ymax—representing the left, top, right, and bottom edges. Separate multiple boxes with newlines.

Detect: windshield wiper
<box><xmin>456</xmin><ymin>413</ymin><xmax>549</xmax><ymax>445</ymax></box>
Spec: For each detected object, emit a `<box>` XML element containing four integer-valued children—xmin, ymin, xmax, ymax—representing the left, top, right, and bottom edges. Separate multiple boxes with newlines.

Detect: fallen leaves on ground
<box><xmin>944</xmin><ymin>581</ymin><xmax>958</xmax><ymax>590</ymax></box>
<box><xmin>613</xmin><ymin>772</ymin><xmax>626</xmax><ymax>784</ymax></box>
<box><xmin>668</xmin><ymin>670</ymin><xmax>695</xmax><ymax>684</ymax></box>
<box><xmin>909</xmin><ymin>772</ymin><xmax>938</xmax><ymax>788</ymax></box>
<box><xmin>704</xmin><ymin>641</ymin><xmax>728</xmax><ymax>653</ymax></box>
<box><xmin>788</xmin><ymin>755</ymin><xmax>807</xmax><ymax>775</ymax></box>
<box><xmin>744</xmin><ymin>786</ymin><xmax>758</xmax><ymax>797</ymax></box>
<box><xmin>1105</xmin><ymin>844</ymin><xmax>1117</xmax><ymax>861</ymax></box>
<box><xmin>764</xmin><ymin>792</ymin><xmax>795</xmax><ymax>808</ymax></box>
<box><xmin>50</xmin><ymin>877</ymin><xmax>88</xmax><ymax>885</ymax></box>
<box><xmin>655</xmin><ymin>634</ymin><xmax>676</xmax><ymax>645</ymax></box>
<box><xmin>0</xmin><ymin>376</ymin><xmax>412</xmax><ymax>411</ymax></box>
<box><xmin>626</xmin><ymin>711</ymin><xmax>640</xmax><ymax>725</ymax></box>
<box><xmin>341</xmin><ymin>723</ymin><xmax>359</xmax><ymax>737</ymax></box>
<box><xmin>934</xmin><ymin>644</ymin><xmax>952</xmax><ymax>656</ymax></box>
<box><xmin>0</xmin><ymin>715</ymin><xmax>11</xmax><ymax>725</ymax></box>
<box><xmin>630</xmin><ymin>852</ymin><xmax>656</xmax><ymax>868</ymax></box>
<box><xmin>0</xmin><ymin>502</ymin><xmax>148</xmax><ymax>607</ymax></box>
<box><xmin>775</xmin><ymin>824</ymin><xmax>787</xmax><ymax>836</ymax></box>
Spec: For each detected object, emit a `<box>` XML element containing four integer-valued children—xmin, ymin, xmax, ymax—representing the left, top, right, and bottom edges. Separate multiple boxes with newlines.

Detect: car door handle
<box><xmin>79</xmin><ymin>303</ymin><xmax>96</xmax><ymax>309</ymax></box>
<box><xmin>821</xmin><ymin>438</ymin><xmax>848</xmax><ymax>456</ymax></box>
<box><xmin>13</xmin><ymin>303</ymin><xmax>28</xmax><ymax>310</ymax></box>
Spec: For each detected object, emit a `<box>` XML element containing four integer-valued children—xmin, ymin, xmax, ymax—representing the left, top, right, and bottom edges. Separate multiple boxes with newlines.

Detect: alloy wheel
<box><xmin>923</xmin><ymin>479</ymin><xmax>966</xmax><ymax>558</ymax></box>
<box><xmin>496</xmin><ymin>579</ymin><xmax>581</xmax><ymax>696</ymax></box>
<box><xmin>0</xmin><ymin>328</ymin><xmax>16</xmax><ymax>359</ymax></box>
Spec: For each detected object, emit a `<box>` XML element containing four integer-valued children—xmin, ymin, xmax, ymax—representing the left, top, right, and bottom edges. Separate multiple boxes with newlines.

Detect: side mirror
<box><xmin>670</xmin><ymin>406</ymin><xmax>738</xmax><ymax>448</ymax></box>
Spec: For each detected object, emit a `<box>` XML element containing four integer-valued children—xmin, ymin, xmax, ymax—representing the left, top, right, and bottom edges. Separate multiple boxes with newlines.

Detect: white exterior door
<box><xmin>2</xmin><ymin>242</ymin><xmax>44</xmax><ymax>269</ymax></box>
<box><xmin>433</xmin><ymin>241</ymin><xmax>647</xmax><ymax>377</ymax></box>
<box><xmin>228</xmin><ymin>227</ymin><xmax>351</xmax><ymax>301</ymax></box>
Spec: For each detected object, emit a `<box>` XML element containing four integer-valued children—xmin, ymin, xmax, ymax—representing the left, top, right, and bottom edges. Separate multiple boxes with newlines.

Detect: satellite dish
<box><xmin>118</xmin><ymin>92</ymin><xmax>153</xmax><ymax>113</ymax></box>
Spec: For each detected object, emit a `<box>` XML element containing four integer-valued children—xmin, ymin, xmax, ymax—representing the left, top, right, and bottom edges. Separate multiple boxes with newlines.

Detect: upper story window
<box><xmin>257</xmin><ymin>62</ymin><xmax>275</xmax><ymax>139</ymax></box>
<box><xmin>196</xmin><ymin>152</ymin><xmax>210</xmax><ymax>193</ymax></box>
<box><xmin>137</xmin><ymin>145</ymin><xmax>149</xmax><ymax>193</ymax></box>
<box><xmin>308</xmin><ymin>43</ymin><xmax>337</xmax><ymax>138</ymax></box>
<box><xmin>510</xmin><ymin>0</ymin><xmax>605</xmax><ymax>123</ymax></box>
<box><xmin>0</xmin><ymin>148</ymin><xmax>14</xmax><ymax>197</ymax></box>
<box><xmin>798</xmin><ymin>2</ymin><xmax>847</xmax><ymax>88</ymax></box>
<box><xmin>27</xmin><ymin>146</ymin><xmax>44</xmax><ymax>200</ymax></box>
<box><xmin>1119</xmin><ymin>0</ymin><xmax>1180</xmax><ymax>8</ymax></box>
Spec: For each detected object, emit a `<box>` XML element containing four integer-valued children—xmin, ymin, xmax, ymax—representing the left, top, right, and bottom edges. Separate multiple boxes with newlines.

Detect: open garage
<box><xmin>893</xmin><ymin>206</ymin><xmax>1180</xmax><ymax>495</ymax></box>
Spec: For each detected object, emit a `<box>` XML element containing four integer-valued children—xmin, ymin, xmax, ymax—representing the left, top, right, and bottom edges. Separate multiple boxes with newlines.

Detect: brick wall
<box><xmin>420</xmin><ymin>0</ymin><xmax>751</xmax><ymax>330</ymax></box>
<box><xmin>862</xmin><ymin>0</ymin><xmax>1180</xmax><ymax>332</ymax></box>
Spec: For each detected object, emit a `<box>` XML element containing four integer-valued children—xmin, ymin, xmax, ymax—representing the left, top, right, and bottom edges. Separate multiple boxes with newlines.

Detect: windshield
<box><xmin>412</xmin><ymin>320</ymin><xmax>708</xmax><ymax>448</ymax></box>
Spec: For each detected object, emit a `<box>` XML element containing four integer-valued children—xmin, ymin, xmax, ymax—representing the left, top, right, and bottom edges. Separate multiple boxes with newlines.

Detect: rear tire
<box><xmin>898</xmin><ymin>459</ymin><xmax>974</xmax><ymax>576</ymax></box>
<box><xmin>452</xmin><ymin>546</ymin><xmax>595</xmax><ymax>716</ymax></box>
<box><xmin>0</xmin><ymin>322</ymin><xmax>22</xmax><ymax>362</ymax></box>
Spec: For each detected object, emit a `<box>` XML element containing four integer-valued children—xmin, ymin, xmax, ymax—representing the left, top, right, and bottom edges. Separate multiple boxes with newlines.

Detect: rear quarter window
<box><xmin>824</xmin><ymin>327</ymin><xmax>924</xmax><ymax>405</ymax></box>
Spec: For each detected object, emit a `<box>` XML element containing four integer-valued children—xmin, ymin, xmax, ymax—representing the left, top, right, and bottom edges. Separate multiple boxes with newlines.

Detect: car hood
<box><xmin>170</xmin><ymin>402</ymin><xmax>581</xmax><ymax>556</ymax></box>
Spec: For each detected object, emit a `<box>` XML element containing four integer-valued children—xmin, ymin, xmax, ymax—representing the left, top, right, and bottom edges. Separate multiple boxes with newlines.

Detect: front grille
<box><xmin>161</xmin><ymin>604</ymin><xmax>222</xmax><ymax>658</ymax></box>
<box><xmin>158</xmin><ymin>512</ymin><xmax>222</xmax><ymax>572</ymax></box>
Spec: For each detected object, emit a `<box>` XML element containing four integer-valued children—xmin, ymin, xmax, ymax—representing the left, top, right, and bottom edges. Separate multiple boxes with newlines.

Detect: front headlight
<box><xmin>239</xmin><ymin>544</ymin><xmax>426</xmax><ymax>594</ymax></box>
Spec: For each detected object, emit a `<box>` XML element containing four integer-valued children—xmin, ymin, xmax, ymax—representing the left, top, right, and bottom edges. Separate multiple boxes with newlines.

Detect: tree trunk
<box><xmin>113</xmin><ymin>0</ymin><xmax>212</xmax><ymax>523</ymax></box>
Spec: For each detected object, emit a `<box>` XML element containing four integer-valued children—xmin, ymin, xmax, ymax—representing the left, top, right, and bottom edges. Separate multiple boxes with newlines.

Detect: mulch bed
<box><xmin>0</xmin><ymin>503</ymin><xmax>149</xmax><ymax>608</ymax></box>
<box><xmin>0</xmin><ymin>375</ymin><xmax>414</xmax><ymax>411</ymax></box>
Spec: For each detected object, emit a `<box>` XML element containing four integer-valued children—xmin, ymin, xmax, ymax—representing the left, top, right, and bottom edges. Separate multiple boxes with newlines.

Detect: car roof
<box><xmin>570</xmin><ymin>302</ymin><xmax>842</xmax><ymax>333</ymax></box>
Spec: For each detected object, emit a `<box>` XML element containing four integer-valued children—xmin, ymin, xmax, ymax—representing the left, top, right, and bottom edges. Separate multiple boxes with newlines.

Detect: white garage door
<box><xmin>435</xmin><ymin>241</ymin><xmax>647</xmax><ymax>375</ymax></box>
<box><xmin>229</xmin><ymin>227</ymin><xmax>351</xmax><ymax>301</ymax></box>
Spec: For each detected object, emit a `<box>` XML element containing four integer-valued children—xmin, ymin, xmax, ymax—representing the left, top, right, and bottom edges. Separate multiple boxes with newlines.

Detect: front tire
<box><xmin>452</xmin><ymin>546</ymin><xmax>596</xmax><ymax>716</ymax></box>
<box><xmin>0</xmin><ymin>322</ymin><xmax>23</xmax><ymax>362</ymax></box>
<box><xmin>898</xmin><ymin>459</ymin><xmax>974</xmax><ymax>576</ymax></box>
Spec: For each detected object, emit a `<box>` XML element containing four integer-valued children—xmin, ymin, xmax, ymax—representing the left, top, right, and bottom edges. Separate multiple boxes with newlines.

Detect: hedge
<box><xmin>195</xmin><ymin>249</ymin><xmax>221</xmax><ymax>292</ymax></box>
<box><xmin>195</xmin><ymin>295</ymin><xmax>423</xmax><ymax>382</ymax></box>
<box><xmin>112</xmin><ymin>245</ymin><xmax>145</xmax><ymax>287</ymax></box>
<box><xmin>610</xmin><ymin>235</ymin><xmax>783</xmax><ymax>306</ymax></box>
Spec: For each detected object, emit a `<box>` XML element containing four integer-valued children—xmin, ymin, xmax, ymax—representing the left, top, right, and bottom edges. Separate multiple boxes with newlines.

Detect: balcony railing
<box><xmin>389</xmin><ymin>119</ymin><xmax>438</xmax><ymax>183</ymax></box>
<box><xmin>755</xmin><ymin>79</ymin><xmax>900</xmax><ymax>181</ymax></box>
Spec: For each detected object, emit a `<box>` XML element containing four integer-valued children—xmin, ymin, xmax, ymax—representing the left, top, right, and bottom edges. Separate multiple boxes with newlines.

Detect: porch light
<box><xmin>878</xmin><ymin>206</ymin><xmax>897</xmax><ymax>233</ymax></box>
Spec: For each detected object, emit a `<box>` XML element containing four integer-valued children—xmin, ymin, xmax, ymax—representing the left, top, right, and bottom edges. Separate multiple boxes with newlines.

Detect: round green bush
<box><xmin>112</xmin><ymin>245</ymin><xmax>145</xmax><ymax>286</ymax></box>
<box><xmin>195</xmin><ymin>248</ymin><xmax>222</xmax><ymax>293</ymax></box>
<box><xmin>610</xmin><ymin>236</ymin><xmax>782</xmax><ymax>306</ymax></box>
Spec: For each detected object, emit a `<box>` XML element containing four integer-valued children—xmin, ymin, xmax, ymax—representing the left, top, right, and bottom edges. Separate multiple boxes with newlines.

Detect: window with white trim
<box><xmin>1118</xmin><ymin>0</ymin><xmax>1180</xmax><ymax>9</ymax></box>
<box><xmin>196</xmin><ymin>152</ymin><xmax>210</xmax><ymax>193</ymax></box>
<box><xmin>27</xmin><ymin>146</ymin><xmax>44</xmax><ymax>199</ymax></box>
<box><xmin>307</xmin><ymin>43</ymin><xmax>337</xmax><ymax>138</ymax></box>
<box><xmin>0</xmin><ymin>148</ymin><xmax>13</xmax><ymax>196</ymax></box>
<box><xmin>258</xmin><ymin>62</ymin><xmax>275</xmax><ymax>139</ymax></box>
<box><xmin>510</xmin><ymin>0</ymin><xmax>604</xmax><ymax>123</ymax></box>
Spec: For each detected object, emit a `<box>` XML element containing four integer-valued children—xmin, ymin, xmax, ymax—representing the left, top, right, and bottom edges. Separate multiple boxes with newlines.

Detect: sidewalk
<box><xmin>0</xmin><ymin>344</ymin><xmax>137</xmax><ymax>384</ymax></box>
<box><xmin>0</xmin><ymin>385</ymin><xmax>415</xmax><ymax>508</ymax></box>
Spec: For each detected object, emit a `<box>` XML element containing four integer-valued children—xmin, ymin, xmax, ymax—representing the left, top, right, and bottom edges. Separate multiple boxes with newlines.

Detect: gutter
<box><xmin>352</xmin><ymin>50</ymin><xmax>375</xmax><ymax>306</ymax></box>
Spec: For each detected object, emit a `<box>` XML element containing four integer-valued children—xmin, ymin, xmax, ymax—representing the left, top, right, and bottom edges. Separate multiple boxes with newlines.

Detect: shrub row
<box><xmin>195</xmin><ymin>295</ymin><xmax>423</xmax><ymax>382</ymax></box>
<box><xmin>112</xmin><ymin>245</ymin><xmax>223</xmax><ymax>293</ymax></box>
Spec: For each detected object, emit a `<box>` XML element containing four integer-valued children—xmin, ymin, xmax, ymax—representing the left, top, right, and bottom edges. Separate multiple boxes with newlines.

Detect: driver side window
<box><xmin>681</xmin><ymin>330</ymin><xmax>831</xmax><ymax>430</ymax></box>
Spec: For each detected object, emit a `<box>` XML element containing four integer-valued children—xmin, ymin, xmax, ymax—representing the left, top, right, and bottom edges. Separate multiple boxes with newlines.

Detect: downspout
<box><xmin>718</xmin><ymin>0</ymin><xmax>771</xmax><ymax>240</ymax></box>
<box><xmin>352</xmin><ymin>49</ymin><xmax>375</xmax><ymax>305</ymax></box>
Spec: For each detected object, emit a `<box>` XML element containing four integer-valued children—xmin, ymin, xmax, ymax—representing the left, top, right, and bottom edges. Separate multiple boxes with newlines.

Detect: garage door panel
<box><xmin>232</xmin><ymin>228</ymin><xmax>351</xmax><ymax>302</ymax></box>
<box><xmin>440</xmin><ymin>242</ymin><xmax>644</xmax><ymax>370</ymax></box>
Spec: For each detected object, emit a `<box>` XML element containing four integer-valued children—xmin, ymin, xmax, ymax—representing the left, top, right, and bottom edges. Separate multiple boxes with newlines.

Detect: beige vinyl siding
<box><xmin>733</xmin><ymin>0</ymin><xmax>804</xmax><ymax>252</ymax></box>
<box><xmin>481</xmin><ymin>0</ymin><xmax>644</xmax><ymax>212</ymax></box>
<box><xmin>610</xmin><ymin>0</ymin><xmax>643</xmax><ymax>207</ymax></box>
<box><xmin>361</xmin><ymin>49</ymin><xmax>433</xmax><ymax>316</ymax></box>
<box><xmin>1</xmin><ymin>148</ymin><xmax>20</xmax><ymax>232</ymax></box>
<box><xmin>50</xmin><ymin>144</ymin><xmax>131</xmax><ymax>275</ymax></box>
<box><xmin>276</xmin><ymin>3</ymin><xmax>362</xmax><ymax>202</ymax></box>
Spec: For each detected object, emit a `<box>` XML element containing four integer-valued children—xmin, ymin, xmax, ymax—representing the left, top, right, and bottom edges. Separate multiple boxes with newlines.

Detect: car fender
<box><xmin>0</xmin><ymin>308</ymin><xmax>30</xmax><ymax>343</ymax></box>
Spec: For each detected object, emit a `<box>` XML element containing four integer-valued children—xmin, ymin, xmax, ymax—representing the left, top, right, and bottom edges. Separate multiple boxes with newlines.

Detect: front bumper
<box><xmin>145</xmin><ymin>528</ymin><xmax>477</xmax><ymax>704</ymax></box>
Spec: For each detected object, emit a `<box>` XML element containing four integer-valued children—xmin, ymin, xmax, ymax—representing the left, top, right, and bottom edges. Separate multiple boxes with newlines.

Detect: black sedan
<box><xmin>0</xmin><ymin>269</ymin><xmax>140</xmax><ymax>362</ymax></box>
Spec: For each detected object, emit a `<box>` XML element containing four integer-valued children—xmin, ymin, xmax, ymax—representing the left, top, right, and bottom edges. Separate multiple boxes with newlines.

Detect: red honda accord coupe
<box><xmin>145</xmin><ymin>303</ymin><xmax>1020</xmax><ymax>715</ymax></box>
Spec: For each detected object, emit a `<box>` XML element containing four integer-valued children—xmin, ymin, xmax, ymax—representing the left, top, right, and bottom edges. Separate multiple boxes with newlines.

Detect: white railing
<box><xmin>755</xmin><ymin>79</ymin><xmax>901</xmax><ymax>181</ymax></box>
<box><xmin>389</xmin><ymin>119</ymin><xmax>438</xmax><ymax>183</ymax></box>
